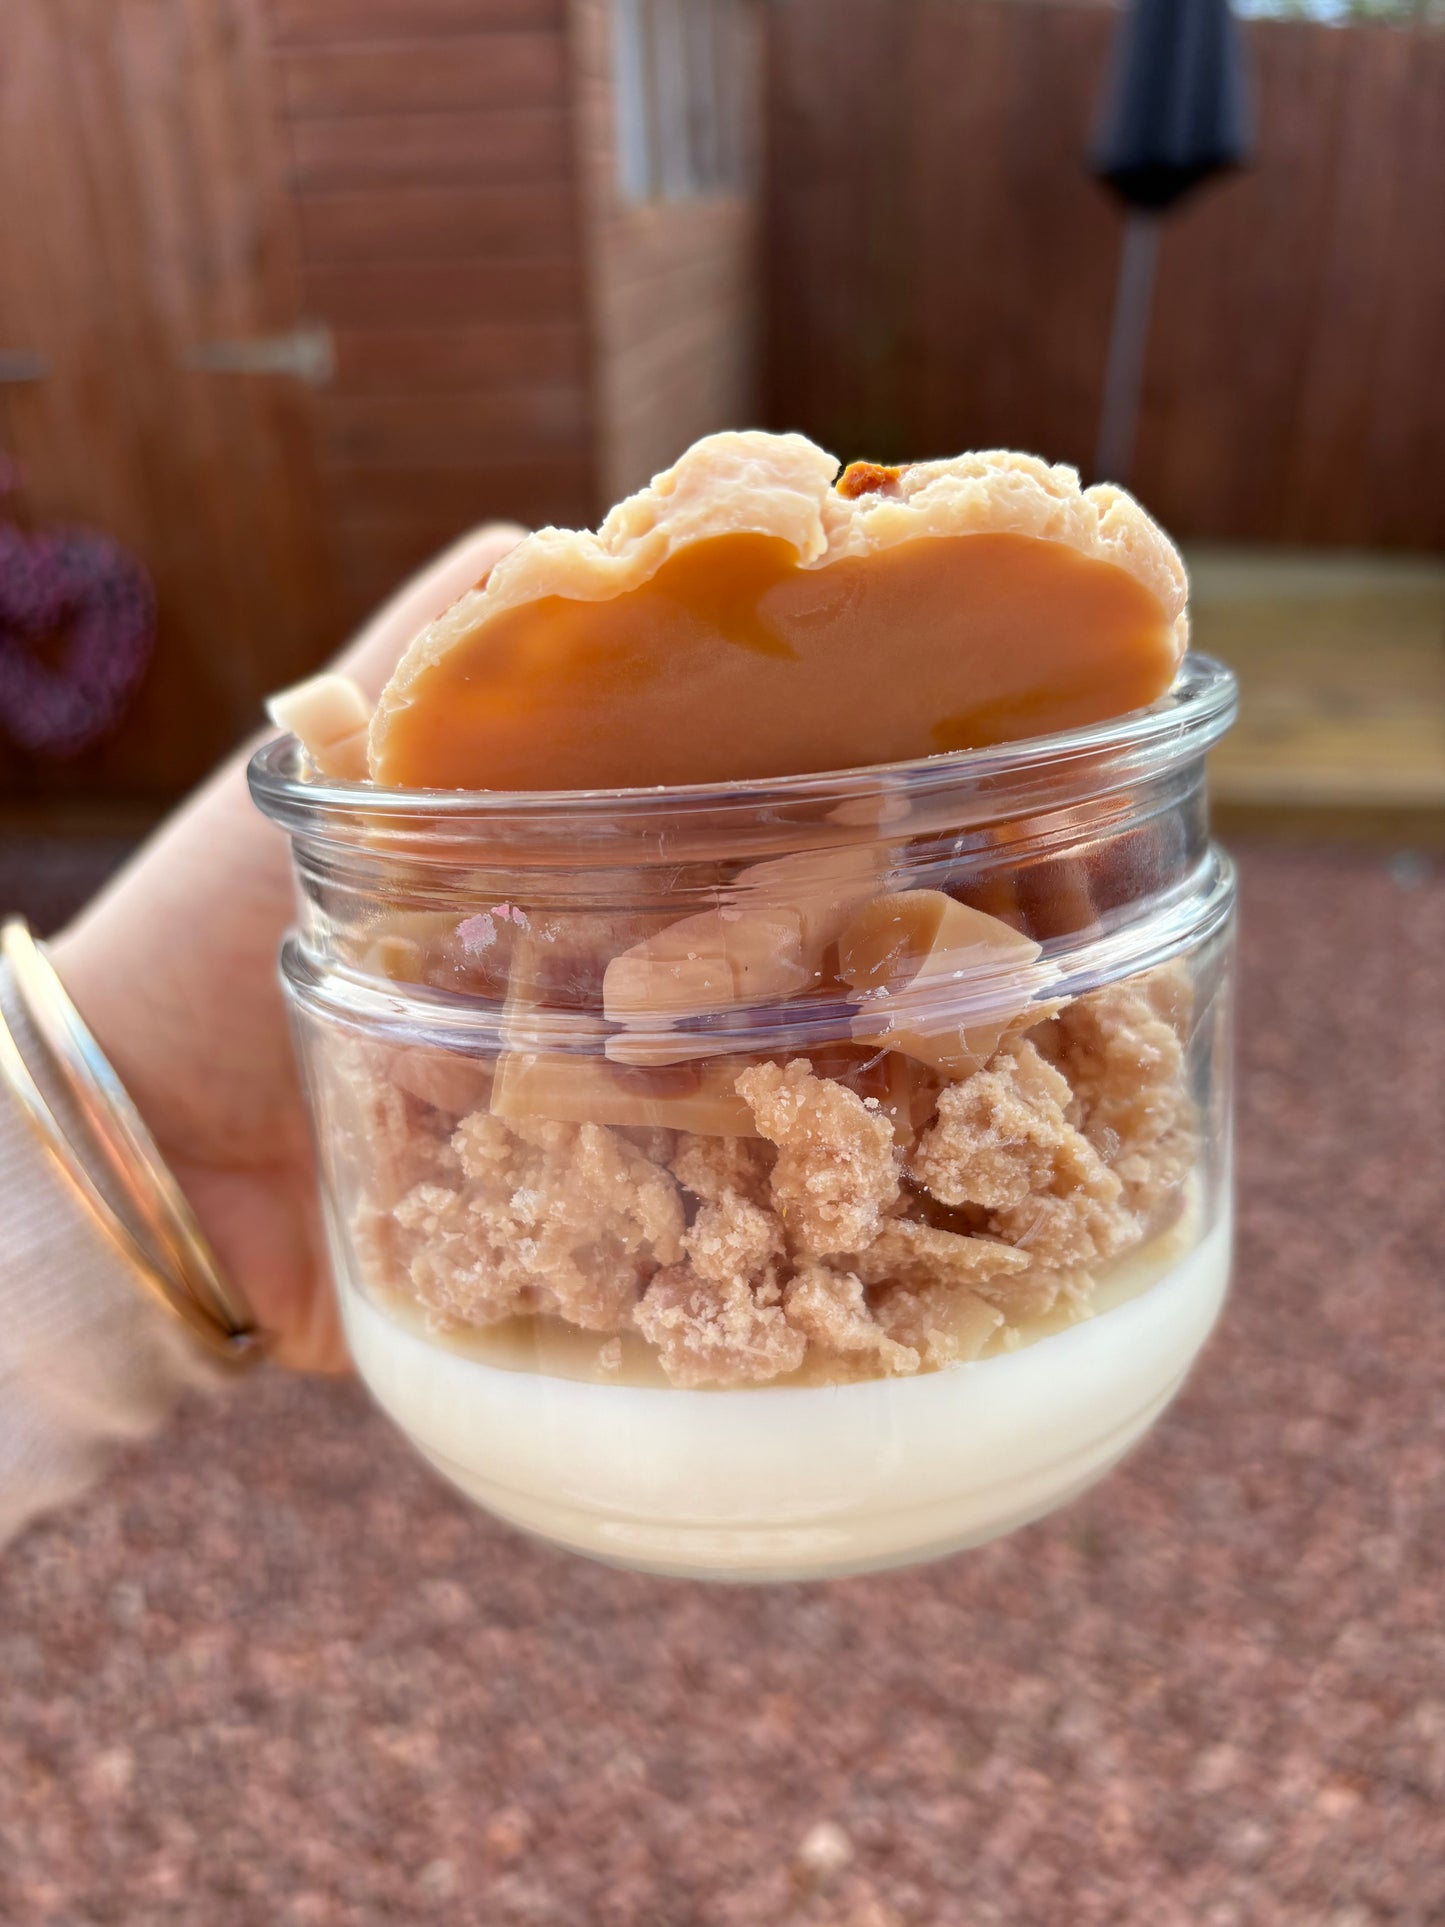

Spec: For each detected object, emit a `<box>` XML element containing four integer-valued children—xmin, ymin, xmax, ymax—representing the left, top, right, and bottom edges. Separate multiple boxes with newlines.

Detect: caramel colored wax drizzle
<box><xmin>371</xmin><ymin>530</ymin><xmax>1179</xmax><ymax>792</ymax></box>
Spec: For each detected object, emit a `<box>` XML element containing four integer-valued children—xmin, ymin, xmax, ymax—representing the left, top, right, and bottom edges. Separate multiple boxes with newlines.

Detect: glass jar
<box><xmin>251</xmin><ymin>653</ymin><xmax>1237</xmax><ymax>1582</ymax></box>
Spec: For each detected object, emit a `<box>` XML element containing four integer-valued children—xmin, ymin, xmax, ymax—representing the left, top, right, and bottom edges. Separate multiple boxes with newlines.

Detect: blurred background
<box><xmin>1</xmin><ymin>0</ymin><xmax>1442</xmax><ymax>830</ymax></box>
<box><xmin>3</xmin><ymin>5</ymin><xmax>1444</xmax><ymax>1923</ymax></box>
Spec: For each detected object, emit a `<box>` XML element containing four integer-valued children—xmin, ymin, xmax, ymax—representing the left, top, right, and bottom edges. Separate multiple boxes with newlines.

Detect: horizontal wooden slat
<box><xmin>601</xmin><ymin>261</ymin><xmax>753</xmax><ymax>345</ymax></box>
<box><xmin>608</xmin><ymin>329</ymin><xmax>752</xmax><ymax>419</ymax></box>
<box><xmin>296</xmin><ymin>182</ymin><xmax>576</xmax><ymax>263</ymax></box>
<box><xmin>279</xmin><ymin>36</ymin><xmax>566</xmax><ymax>117</ymax></box>
<box><xmin>288</xmin><ymin>109</ymin><xmax>570</xmax><ymax>189</ymax></box>
<box><xmin>305</xmin><ymin>255</ymin><xmax>579</xmax><ymax>326</ymax></box>
<box><xmin>266</xmin><ymin>0</ymin><xmax>564</xmax><ymax>44</ymax></box>
<box><xmin>331</xmin><ymin>321</ymin><xmax>586</xmax><ymax>389</ymax></box>
<box><xmin>319</xmin><ymin>385</ymin><xmax>589</xmax><ymax>464</ymax></box>
<box><xmin>594</xmin><ymin>208</ymin><xmax>754</xmax><ymax>322</ymax></box>
<box><xmin>330</xmin><ymin>458</ymin><xmax>595</xmax><ymax>550</ymax></box>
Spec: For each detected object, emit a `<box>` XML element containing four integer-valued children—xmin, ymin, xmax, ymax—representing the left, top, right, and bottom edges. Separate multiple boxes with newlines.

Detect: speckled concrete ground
<box><xmin>1</xmin><ymin>842</ymin><xmax>1442</xmax><ymax>1926</ymax></box>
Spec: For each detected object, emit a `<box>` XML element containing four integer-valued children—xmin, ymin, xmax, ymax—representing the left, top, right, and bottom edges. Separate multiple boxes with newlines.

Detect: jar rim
<box><xmin>249</xmin><ymin>653</ymin><xmax>1236</xmax><ymax>838</ymax></box>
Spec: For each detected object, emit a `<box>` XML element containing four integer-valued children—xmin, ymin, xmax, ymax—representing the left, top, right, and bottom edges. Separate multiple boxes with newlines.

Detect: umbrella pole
<box><xmin>1094</xmin><ymin>210</ymin><xmax>1161</xmax><ymax>487</ymax></box>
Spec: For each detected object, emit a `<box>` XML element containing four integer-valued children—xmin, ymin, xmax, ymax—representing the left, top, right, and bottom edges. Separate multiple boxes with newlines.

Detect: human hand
<box><xmin>51</xmin><ymin>523</ymin><xmax>526</xmax><ymax>1371</ymax></box>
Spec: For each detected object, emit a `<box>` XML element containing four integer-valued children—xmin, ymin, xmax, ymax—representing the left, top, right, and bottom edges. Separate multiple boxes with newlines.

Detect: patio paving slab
<box><xmin>0</xmin><ymin>839</ymin><xmax>1442</xmax><ymax>1926</ymax></box>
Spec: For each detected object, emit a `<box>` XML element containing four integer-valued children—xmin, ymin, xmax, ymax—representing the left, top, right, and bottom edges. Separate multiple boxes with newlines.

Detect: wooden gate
<box><xmin>0</xmin><ymin>0</ymin><xmax>759</xmax><ymax>806</ymax></box>
<box><xmin>0</xmin><ymin>0</ymin><xmax>340</xmax><ymax>800</ymax></box>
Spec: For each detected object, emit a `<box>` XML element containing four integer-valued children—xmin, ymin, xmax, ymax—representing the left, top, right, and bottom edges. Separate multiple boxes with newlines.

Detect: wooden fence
<box><xmin>765</xmin><ymin>1</ymin><xmax>1445</xmax><ymax>550</ymax></box>
<box><xmin>0</xmin><ymin>0</ymin><xmax>759</xmax><ymax>802</ymax></box>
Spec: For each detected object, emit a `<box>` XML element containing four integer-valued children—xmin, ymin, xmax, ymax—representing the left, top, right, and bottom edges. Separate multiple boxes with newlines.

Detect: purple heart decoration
<box><xmin>0</xmin><ymin>523</ymin><xmax>155</xmax><ymax>757</ymax></box>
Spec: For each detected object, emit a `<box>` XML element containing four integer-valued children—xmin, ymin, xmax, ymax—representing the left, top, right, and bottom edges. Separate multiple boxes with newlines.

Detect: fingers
<box><xmin>336</xmin><ymin>521</ymin><xmax>528</xmax><ymax>701</ymax></box>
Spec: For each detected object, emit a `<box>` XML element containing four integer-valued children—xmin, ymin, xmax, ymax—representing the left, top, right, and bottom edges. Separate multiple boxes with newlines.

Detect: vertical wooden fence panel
<box><xmin>0</xmin><ymin>0</ymin><xmax>340</xmax><ymax>800</ymax></box>
<box><xmin>766</xmin><ymin>0</ymin><xmax>1445</xmax><ymax>551</ymax></box>
<box><xmin>765</xmin><ymin>0</ymin><xmax>913</xmax><ymax>458</ymax></box>
<box><xmin>572</xmin><ymin>0</ymin><xmax>763</xmax><ymax>505</ymax></box>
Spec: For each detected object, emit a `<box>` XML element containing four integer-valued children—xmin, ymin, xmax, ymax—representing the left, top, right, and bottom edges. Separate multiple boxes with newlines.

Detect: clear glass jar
<box><xmin>251</xmin><ymin>653</ymin><xmax>1237</xmax><ymax>1582</ymax></box>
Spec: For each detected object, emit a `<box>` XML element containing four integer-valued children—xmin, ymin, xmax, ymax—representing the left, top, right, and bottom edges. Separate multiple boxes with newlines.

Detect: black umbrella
<box><xmin>1091</xmin><ymin>0</ymin><xmax>1252</xmax><ymax>485</ymax></box>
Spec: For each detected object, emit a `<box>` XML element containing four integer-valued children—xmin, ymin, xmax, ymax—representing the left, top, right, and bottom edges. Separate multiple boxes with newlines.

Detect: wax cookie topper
<box><xmin>368</xmin><ymin>431</ymin><xmax>1189</xmax><ymax>792</ymax></box>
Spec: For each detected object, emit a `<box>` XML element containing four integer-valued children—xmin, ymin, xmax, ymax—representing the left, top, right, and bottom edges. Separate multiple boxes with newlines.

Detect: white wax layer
<box><xmin>341</xmin><ymin>1213</ymin><xmax>1232</xmax><ymax>1582</ymax></box>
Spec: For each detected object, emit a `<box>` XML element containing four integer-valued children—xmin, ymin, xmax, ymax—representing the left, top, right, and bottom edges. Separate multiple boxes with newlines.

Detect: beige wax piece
<box><xmin>604</xmin><ymin>1030</ymin><xmax>742</xmax><ymax>1067</ymax></box>
<box><xmin>839</xmin><ymin>890</ymin><xmax>1049</xmax><ymax>1075</ymax></box>
<box><xmin>388</xmin><ymin>1047</ymin><xmax>493</xmax><ymax>1117</ymax></box>
<box><xmin>603</xmin><ymin>844</ymin><xmax>885</xmax><ymax>1039</ymax></box>
<box><xmin>490</xmin><ymin>1051</ymin><xmax>759</xmax><ymax>1136</ymax></box>
<box><xmin>602</xmin><ymin>908</ymin><xmax>812</xmax><ymax>1025</ymax></box>
<box><xmin>499</xmin><ymin>928</ymin><xmax>605</xmax><ymax>1044</ymax></box>
<box><xmin>358</xmin><ymin>934</ymin><xmax>426</xmax><ymax>984</ymax></box>
<box><xmin>494</xmin><ymin>910</ymin><xmax>666</xmax><ymax>1010</ymax></box>
<box><xmin>267</xmin><ymin>672</ymin><xmax>372</xmax><ymax>781</ymax></box>
<box><xmin>734</xmin><ymin>845</ymin><xmax>886</xmax><ymax>957</ymax></box>
<box><xmin>349</xmin><ymin>909</ymin><xmax>471</xmax><ymax>988</ymax></box>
